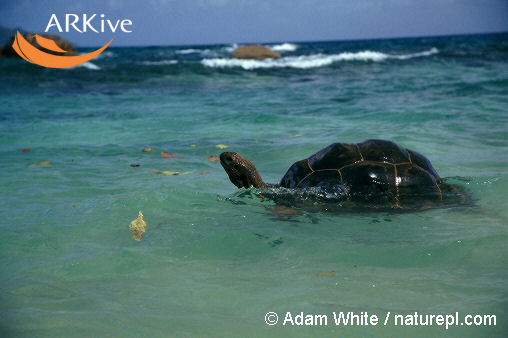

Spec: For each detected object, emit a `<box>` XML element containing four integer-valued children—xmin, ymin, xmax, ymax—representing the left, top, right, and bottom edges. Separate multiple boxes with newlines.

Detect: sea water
<box><xmin>0</xmin><ymin>33</ymin><xmax>507</xmax><ymax>337</ymax></box>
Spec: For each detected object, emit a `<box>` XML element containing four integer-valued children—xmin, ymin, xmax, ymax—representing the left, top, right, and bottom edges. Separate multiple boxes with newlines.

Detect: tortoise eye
<box><xmin>221</xmin><ymin>154</ymin><xmax>233</xmax><ymax>165</ymax></box>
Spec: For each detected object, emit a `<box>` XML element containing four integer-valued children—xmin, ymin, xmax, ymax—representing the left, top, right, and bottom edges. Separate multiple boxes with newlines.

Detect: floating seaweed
<box><xmin>161</xmin><ymin>152</ymin><xmax>185</xmax><ymax>159</ymax></box>
<box><xmin>28</xmin><ymin>161</ymin><xmax>51</xmax><ymax>167</ymax></box>
<box><xmin>153</xmin><ymin>170</ymin><xmax>193</xmax><ymax>176</ymax></box>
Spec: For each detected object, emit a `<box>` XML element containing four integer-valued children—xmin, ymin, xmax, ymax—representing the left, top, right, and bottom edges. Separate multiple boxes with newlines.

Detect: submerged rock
<box><xmin>230</xmin><ymin>45</ymin><xmax>281</xmax><ymax>60</ymax></box>
<box><xmin>1</xmin><ymin>32</ymin><xmax>78</xmax><ymax>58</ymax></box>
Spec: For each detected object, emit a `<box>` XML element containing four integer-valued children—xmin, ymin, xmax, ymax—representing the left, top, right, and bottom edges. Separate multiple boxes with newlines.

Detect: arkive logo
<box><xmin>12</xmin><ymin>14</ymin><xmax>133</xmax><ymax>68</ymax></box>
<box><xmin>13</xmin><ymin>32</ymin><xmax>113</xmax><ymax>68</ymax></box>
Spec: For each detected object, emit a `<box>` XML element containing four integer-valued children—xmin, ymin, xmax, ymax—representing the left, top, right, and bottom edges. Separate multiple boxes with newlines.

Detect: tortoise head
<box><xmin>220</xmin><ymin>152</ymin><xmax>268</xmax><ymax>189</ymax></box>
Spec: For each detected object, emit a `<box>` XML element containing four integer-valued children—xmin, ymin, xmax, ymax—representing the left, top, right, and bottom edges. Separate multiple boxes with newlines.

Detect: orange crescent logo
<box><xmin>12</xmin><ymin>31</ymin><xmax>113</xmax><ymax>68</ymax></box>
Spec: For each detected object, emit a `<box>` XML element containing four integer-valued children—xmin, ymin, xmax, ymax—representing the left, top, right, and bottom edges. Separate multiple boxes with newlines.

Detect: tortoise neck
<box><xmin>249</xmin><ymin>169</ymin><xmax>271</xmax><ymax>188</ymax></box>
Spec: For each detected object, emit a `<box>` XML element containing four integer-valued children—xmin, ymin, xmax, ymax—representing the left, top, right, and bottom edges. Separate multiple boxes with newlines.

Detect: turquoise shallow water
<box><xmin>0</xmin><ymin>33</ymin><xmax>507</xmax><ymax>337</ymax></box>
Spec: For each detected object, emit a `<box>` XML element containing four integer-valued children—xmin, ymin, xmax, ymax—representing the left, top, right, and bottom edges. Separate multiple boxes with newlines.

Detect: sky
<box><xmin>0</xmin><ymin>0</ymin><xmax>507</xmax><ymax>47</ymax></box>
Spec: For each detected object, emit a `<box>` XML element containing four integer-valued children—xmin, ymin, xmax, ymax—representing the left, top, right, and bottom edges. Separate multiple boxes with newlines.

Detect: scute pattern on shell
<box><xmin>279</xmin><ymin>139</ymin><xmax>442</xmax><ymax>208</ymax></box>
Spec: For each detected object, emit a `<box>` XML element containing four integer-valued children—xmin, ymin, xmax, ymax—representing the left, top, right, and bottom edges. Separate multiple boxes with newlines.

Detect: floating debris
<box><xmin>291</xmin><ymin>134</ymin><xmax>303</xmax><ymax>138</ymax></box>
<box><xmin>161</xmin><ymin>152</ymin><xmax>185</xmax><ymax>159</ymax></box>
<box><xmin>142</xmin><ymin>148</ymin><xmax>153</xmax><ymax>152</ymax></box>
<box><xmin>28</xmin><ymin>161</ymin><xmax>51</xmax><ymax>167</ymax></box>
<box><xmin>130</xmin><ymin>164</ymin><xmax>140</xmax><ymax>167</ymax></box>
<box><xmin>200</xmin><ymin>171</ymin><xmax>208</xmax><ymax>176</ymax></box>
<box><xmin>208</xmin><ymin>155</ymin><xmax>220</xmax><ymax>162</ymax></box>
<box><xmin>191</xmin><ymin>144</ymin><xmax>197</xmax><ymax>147</ymax></box>
<box><xmin>153</xmin><ymin>170</ymin><xmax>193</xmax><ymax>176</ymax></box>
<box><xmin>21</xmin><ymin>148</ymin><xmax>31</xmax><ymax>153</ymax></box>
<box><xmin>309</xmin><ymin>270</ymin><xmax>336</xmax><ymax>278</ymax></box>
<box><xmin>130</xmin><ymin>211</ymin><xmax>147</xmax><ymax>241</ymax></box>
<box><xmin>215</xmin><ymin>144</ymin><xmax>228</xmax><ymax>149</ymax></box>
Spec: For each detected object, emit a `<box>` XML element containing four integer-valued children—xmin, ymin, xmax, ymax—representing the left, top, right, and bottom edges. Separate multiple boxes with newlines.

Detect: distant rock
<box><xmin>230</xmin><ymin>45</ymin><xmax>281</xmax><ymax>60</ymax></box>
<box><xmin>0</xmin><ymin>25</ymin><xmax>19</xmax><ymax>46</ymax></box>
<box><xmin>1</xmin><ymin>32</ymin><xmax>78</xmax><ymax>58</ymax></box>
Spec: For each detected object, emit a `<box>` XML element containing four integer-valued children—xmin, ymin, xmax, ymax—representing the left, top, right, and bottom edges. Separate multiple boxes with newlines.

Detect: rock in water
<box><xmin>1</xmin><ymin>32</ymin><xmax>78</xmax><ymax>58</ymax></box>
<box><xmin>230</xmin><ymin>45</ymin><xmax>281</xmax><ymax>60</ymax></box>
<box><xmin>130</xmin><ymin>211</ymin><xmax>147</xmax><ymax>241</ymax></box>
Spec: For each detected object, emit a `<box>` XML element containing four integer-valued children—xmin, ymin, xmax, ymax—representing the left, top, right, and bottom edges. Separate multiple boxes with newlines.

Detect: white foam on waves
<box><xmin>269</xmin><ymin>43</ymin><xmax>298</xmax><ymax>52</ymax></box>
<box><xmin>176</xmin><ymin>48</ymin><xmax>210</xmax><ymax>54</ymax></box>
<box><xmin>65</xmin><ymin>61</ymin><xmax>101</xmax><ymax>70</ymax></box>
<box><xmin>202</xmin><ymin>48</ymin><xmax>439</xmax><ymax>70</ymax></box>
<box><xmin>81</xmin><ymin>62</ymin><xmax>101</xmax><ymax>70</ymax></box>
<box><xmin>223</xmin><ymin>44</ymin><xmax>238</xmax><ymax>53</ymax></box>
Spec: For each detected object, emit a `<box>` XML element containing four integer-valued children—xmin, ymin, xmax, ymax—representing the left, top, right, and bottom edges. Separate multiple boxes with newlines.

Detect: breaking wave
<box><xmin>223</xmin><ymin>43</ymin><xmax>238</xmax><ymax>53</ymax></box>
<box><xmin>269</xmin><ymin>43</ymin><xmax>299</xmax><ymax>52</ymax></box>
<box><xmin>202</xmin><ymin>48</ymin><xmax>438</xmax><ymax>70</ymax></box>
<box><xmin>66</xmin><ymin>61</ymin><xmax>101</xmax><ymax>70</ymax></box>
<box><xmin>82</xmin><ymin>62</ymin><xmax>101</xmax><ymax>70</ymax></box>
<box><xmin>175</xmin><ymin>48</ymin><xmax>210</xmax><ymax>55</ymax></box>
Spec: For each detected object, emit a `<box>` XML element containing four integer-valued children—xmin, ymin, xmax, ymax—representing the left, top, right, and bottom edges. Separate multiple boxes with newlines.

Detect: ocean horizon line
<box><xmin>4</xmin><ymin>25</ymin><xmax>506</xmax><ymax>49</ymax></box>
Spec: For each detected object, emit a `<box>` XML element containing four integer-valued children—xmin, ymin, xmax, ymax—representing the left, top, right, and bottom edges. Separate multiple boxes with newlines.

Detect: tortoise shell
<box><xmin>279</xmin><ymin>139</ymin><xmax>443</xmax><ymax>207</ymax></box>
